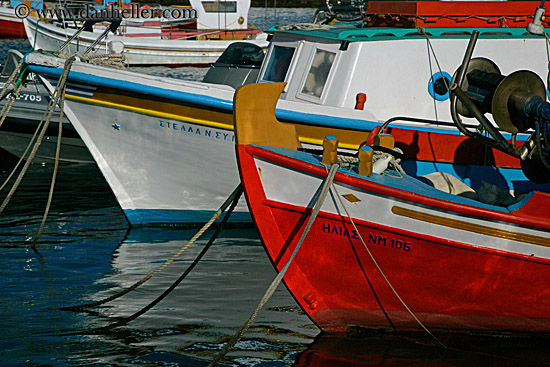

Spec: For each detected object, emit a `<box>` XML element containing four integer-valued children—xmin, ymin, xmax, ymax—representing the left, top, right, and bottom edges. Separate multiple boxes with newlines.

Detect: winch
<box><xmin>450</xmin><ymin>31</ymin><xmax>550</xmax><ymax>183</ymax></box>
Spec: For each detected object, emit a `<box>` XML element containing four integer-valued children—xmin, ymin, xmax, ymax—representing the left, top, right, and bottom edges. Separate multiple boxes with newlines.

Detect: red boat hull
<box><xmin>0</xmin><ymin>18</ymin><xmax>25</xmax><ymax>39</ymax></box>
<box><xmin>237</xmin><ymin>144</ymin><xmax>550</xmax><ymax>334</ymax></box>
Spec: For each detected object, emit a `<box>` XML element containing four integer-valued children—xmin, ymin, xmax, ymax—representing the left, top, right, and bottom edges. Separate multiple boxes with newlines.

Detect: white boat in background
<box><xmin>22</xmin><ymin>1</ymin><xmax>550</xmax><ymax>226</ymax></box>
<box><xmin>24</xmin><ymin>0</ymin><xmax>268</xmax><ymax>66</ymax></box>
<box><xmin>0</xmin><ymin>41</ymin><xmax>263</xmax><ymax>166</ymax></box>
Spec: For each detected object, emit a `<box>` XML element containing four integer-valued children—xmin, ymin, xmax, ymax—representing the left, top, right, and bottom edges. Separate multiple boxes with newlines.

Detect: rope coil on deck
<box><xmin>57</xmin><ymin>51</ymin><xmax>128</xmax><ymax>69</ymax></box>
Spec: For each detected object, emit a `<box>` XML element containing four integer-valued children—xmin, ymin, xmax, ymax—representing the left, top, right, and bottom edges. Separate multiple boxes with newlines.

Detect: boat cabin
<box><xmin>257</xmin><ymin>1</ymin><xmax>550</xmax><ymax>124</ymax></box>
<box><xmin>258</xmin><ymin>25</ymin><xmax>550</xmax><ymax>124</ymax></box>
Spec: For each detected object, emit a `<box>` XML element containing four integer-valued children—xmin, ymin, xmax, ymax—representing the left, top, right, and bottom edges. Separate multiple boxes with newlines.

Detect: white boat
<box><xmin>22</xmin><ymin>1</ymin><xmax>550</xmax><ymax>226</ymax></box>
<box><xmin>24</xmin><ymin>0</ymin><xmax>269</xmax><ymax>66</ymax></box>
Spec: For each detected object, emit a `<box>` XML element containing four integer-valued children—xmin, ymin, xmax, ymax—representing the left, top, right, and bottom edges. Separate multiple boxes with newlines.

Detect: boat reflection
<box><xmin>295</xmin><ymin>331</ymin><xmax>550</xmax><ymax>367</ymax></box>
<box><xmin>74</xmin><ymin>227</ymin><xmax>317</xmax><ymax>365</ymax></box>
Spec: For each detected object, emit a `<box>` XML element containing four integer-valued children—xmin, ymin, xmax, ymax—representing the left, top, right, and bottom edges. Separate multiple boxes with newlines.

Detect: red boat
<box><xmin>365</xmin><ymin>1</ymin><xmax>549</xmax><ymax>28</ymax></box>
<box><xmin>0</xmin><ymin>6</ymin><xmax>26</xmax><ymax>38</ymax></box>
<box><xmin>234</xmin><ymin>76</ymin><xmax>550</xmax><ymax>334</ymax></box>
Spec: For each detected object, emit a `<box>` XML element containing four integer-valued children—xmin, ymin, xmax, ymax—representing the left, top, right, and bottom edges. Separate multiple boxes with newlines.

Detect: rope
<box><xmin>56</xmin><ymin>51</ymin><xmax>128</xmax><ymax>69</ymax></box>
<box><xmin>60</xmin><ymin>184</ymin><xmax>244</xmax><ymax>311</ymax></box>
<box><xmin>0</xmin><ymin>56</ymin><xmax>75</xmax><ymax>216</ymax></box>
<box><xmin>0</xmin><ymin>62</ymin><xmax>26</xmax><ymax>129</ymax></box>
<box><xmin>419</xmin><ymin>27</ymin><xmax>451</xmax><ymax>94</ymax></box>
<box><xmin>208</xmin><ymin>164</ymin><xmax>339</xmax><ymax>367</ymax></box>
<box><xmin>0</xmin><ymin>82</ymin><xmax>24</xmax><ymax>129</ymax></box>
<box><xmin>0</xmin><ymin>102</ymin><xmax>50</xmax><ymax>193</ymax></box>
<box><xmin>75</xmin><ymin>185</ymin><xmax>244</xmax><ymax>335</ymax></box>
<box><xmin>31</xmin><ymin>75</ymin><xmax>67</xmax><ymax>249</ymax></box>
<box><xmin>330</xmin><ymin>181</ymin><xmax>446</xmax><ymax>348</ymax></box>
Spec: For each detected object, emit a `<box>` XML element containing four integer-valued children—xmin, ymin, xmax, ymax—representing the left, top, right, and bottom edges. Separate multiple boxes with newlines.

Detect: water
<box><xmin>3</xmin><ymin>7</ymin><xmax>550</xmax><ymax>367</ymax></box>
<box><xmin>4</xmin><ymin>168</ymin><xmax>550</xmax><ymax>367</ymax></box>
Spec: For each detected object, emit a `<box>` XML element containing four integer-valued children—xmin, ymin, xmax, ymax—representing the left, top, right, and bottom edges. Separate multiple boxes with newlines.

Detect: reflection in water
<box><xmin>73</xmin><ymin>227</ymin><xmax>318</xmax><ymax>365</ymax></box>
<box><xmin>295</xmin><ymin>332</ymin><xmax>550</xmax><ymax>367</ymax></box>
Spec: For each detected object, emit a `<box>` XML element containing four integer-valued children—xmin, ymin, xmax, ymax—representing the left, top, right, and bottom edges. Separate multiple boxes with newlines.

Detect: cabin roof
<box><xmin>267</xmin><ymin>26</ymin><xmax>548</xmax><ymax>42</ymax></box>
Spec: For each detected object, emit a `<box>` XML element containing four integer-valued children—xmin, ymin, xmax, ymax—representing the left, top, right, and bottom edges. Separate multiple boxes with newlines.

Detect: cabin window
<box><xmin>201</xmin><ymin>1</ymin><xmax>237</xmax><ymax>13</ymax></box>
<box><xmin>300</xmin><ymin>49</ymin><xmax>335</xmax><ymax>98</ymax></box>
<box><xmin>262</xmin><ymin>45</ymin><xmax>295</xmax><ymax>83</ymax></box>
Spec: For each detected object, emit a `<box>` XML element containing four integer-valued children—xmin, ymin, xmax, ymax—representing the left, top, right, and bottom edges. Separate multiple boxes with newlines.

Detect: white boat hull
<box><xmin>24</xmin><ymin>17</ymin><xmax>269</xmax><ymax>66</ymax></box>
<box><xmin>53</xmin><ymin>89</ymin><xmax>248</xmax><ymax>225</ymax></box>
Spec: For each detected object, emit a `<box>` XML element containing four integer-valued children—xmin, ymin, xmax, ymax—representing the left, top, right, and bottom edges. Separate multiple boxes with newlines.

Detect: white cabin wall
<box><xmin>323</xmin><ymin>44</ymin><xmax>361</xmax><ymax>108</ymax></box>
<box><xmin>342</xmin><ymin>36</ymin><xmax>549</xmax><ymax>123</ymax></box>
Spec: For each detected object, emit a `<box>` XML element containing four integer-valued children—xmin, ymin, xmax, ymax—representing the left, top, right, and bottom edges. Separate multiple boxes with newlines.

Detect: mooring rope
<box><xmin>31</xmin><ymin>75</ymin><xmax>68</xmax><ymax>249</ymax></box>
<box><xmin>419</xmin><ymin>27</ymin><xmax>451</xmax><ymax>94</ymax></box>
<box><xmin>0</xmin><ymin>62</ymin><xmax>26</xmax><ymax>129</ymax></box>
<box><xmin>74</xmin><ymin>185</ymin><xmax>244</xmax><ymax>335</ymax></box>
<box><xmin>0</xmin><ymin>56</ymin><xmax>75</xmax><ymax>216</ymax></box>
<box><xmin>60</xmin><ymin>184</ymin><xmax>244</xmax><ymax>312</ymax></box>
<box><xmin>208</xmin><ymin>164</ymin><xmax>339</xmax><ymax>367</ymax></box>
<box><xmin>330</xmin><ymin>181</ymin><xmax>446</xmax><ymax>348</ymax></box>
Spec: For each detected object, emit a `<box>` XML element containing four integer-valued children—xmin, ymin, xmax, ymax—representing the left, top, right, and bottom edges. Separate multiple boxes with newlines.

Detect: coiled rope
<box><xmin>72</xmin><ymin>185</ymin><xmax>244</xmax><ymax>336</ymax></box>
<box><xmin>60</xmin><ymin>184</ymin><xmax>244</xmax><ymax>312</ymax></box>
<box><xmin>57</xmin><ymin>52</ymin><xmax>128</xmax><ymax>69</ymax></box>
<box><xmin>208</xmin><ymin>164</ymin><xmax>339</xmax><ymax>366</ymax></box>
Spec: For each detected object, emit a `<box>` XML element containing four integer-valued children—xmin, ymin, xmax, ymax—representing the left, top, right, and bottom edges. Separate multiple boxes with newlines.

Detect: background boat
<box><xmin>23</xmin><ymin>7</ymin><xmax>550</xmax><ymax>226</ymax></box>
<box><xmin>24</xmin><ymin>0</ymin><xmax>269</xmax><ymax>66</ymax></box>
<box><xmin>0</xmin><ymin>49</ymin><xmax>94</xmax><ymax>163</ymax></box>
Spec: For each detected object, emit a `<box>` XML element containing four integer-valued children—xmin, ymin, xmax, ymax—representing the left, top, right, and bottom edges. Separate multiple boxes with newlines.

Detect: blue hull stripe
<box><xmin>123</xmin><ymin>209</ymin><xmax>252</xmax><ymax>226</ymax></box>
<box><xmin>26</xmin><ymin>63</ymin><xmax>528</xmax><ymax>142</ymax></box>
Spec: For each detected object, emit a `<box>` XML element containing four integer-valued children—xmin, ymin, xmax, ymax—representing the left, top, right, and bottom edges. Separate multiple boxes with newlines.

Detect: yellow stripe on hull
<box><xmin>67</xmin><ymin>92</ymin><xmax>369</xmax><ymax>150</ymax></box>
<box><xmin>392</xmin><ymin>206</ymin><xmax>550</xmax><ymax>248</ymax></box>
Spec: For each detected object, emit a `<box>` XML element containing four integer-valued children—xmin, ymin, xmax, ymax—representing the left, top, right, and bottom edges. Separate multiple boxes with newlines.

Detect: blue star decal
<box><xmin>112</xmin><ymin>122</ymin><xmax>121</xmax><ymax>131</ymax></box>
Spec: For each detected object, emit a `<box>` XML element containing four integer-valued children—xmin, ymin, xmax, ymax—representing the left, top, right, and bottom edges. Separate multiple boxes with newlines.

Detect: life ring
<box><xmin>142</xmin><ymin>4</ymin><xmax>151</xmax><ymax>8</ymax></box>
<box><xmin>238</xmin><ymin>16</ymin><xmax>244</xmax><ymax>25</ymax></box>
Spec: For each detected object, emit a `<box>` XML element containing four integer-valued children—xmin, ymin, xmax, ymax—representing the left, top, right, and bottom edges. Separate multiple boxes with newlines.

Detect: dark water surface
<box><xmin>0</xmin><ymin>163</ymin><xmax>319</xmax><ymax>366</ymax></box>
<box><xmin>4</xmin><ymin>165</ymin><xmax>550</xmax><ymax>367</ymax></box>
<box><xmin>3</xmin><ymin>9</ymin><xmax>550</xmax><ymax>366</ymax></box>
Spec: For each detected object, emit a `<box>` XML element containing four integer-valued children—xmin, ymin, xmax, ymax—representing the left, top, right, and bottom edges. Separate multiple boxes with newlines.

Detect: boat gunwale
<box><xmin>243</xmin><ymin>144</ymin><xmax>550</xmax><ymax>232</ymax></box>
